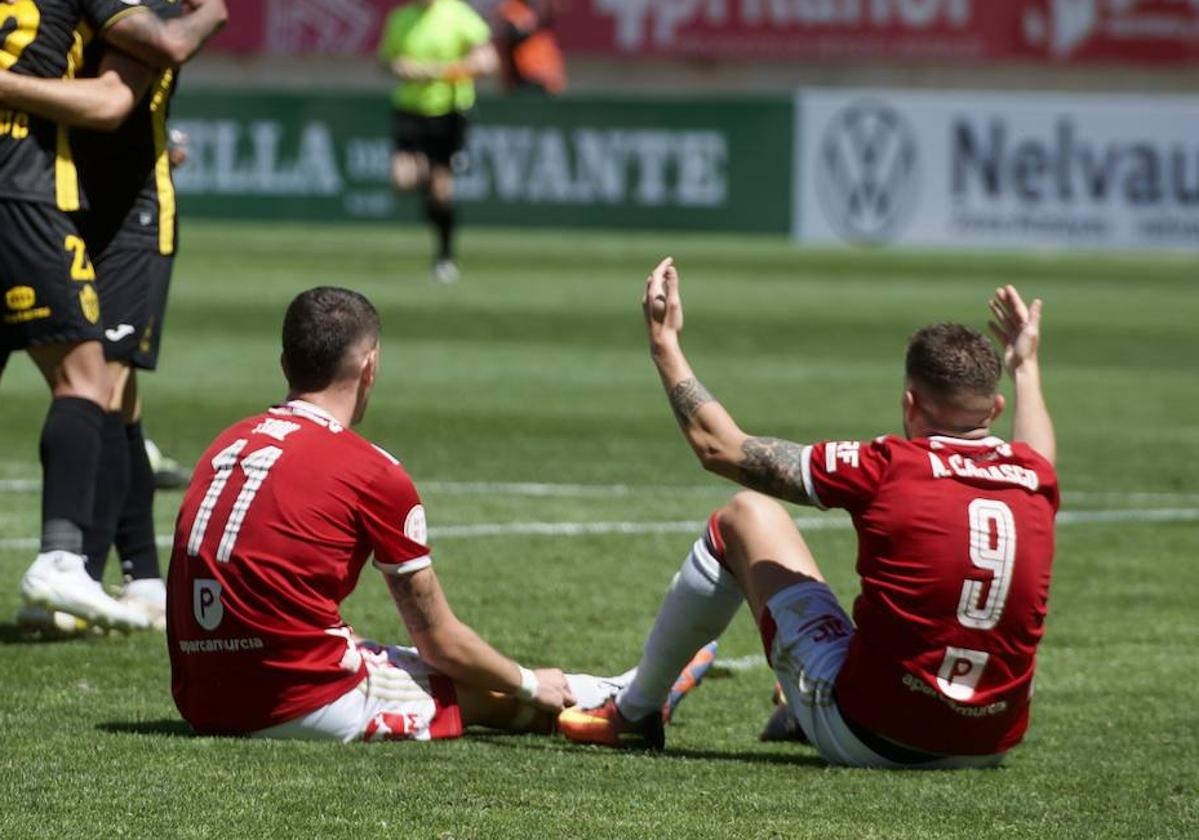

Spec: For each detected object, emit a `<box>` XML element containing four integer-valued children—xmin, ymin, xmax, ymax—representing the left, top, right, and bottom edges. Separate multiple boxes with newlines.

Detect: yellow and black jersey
<box><xmin>72</xmin><ymin>0</ymin><xmax>180</xmax><ymax>257</ymax></box>
<box><xmin>0</xmin><ymin>0</ymin><xmax>148</xmax><ymax>211</ymax></box>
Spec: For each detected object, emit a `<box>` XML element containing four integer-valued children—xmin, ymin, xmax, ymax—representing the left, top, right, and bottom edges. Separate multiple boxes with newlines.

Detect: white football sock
<box><xmin>616</xmin><ymin>535</ymin><xmax>743</xmax><ymax>721</ymax></box>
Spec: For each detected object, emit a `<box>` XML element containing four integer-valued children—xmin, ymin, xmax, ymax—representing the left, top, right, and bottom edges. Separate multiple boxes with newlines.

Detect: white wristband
<box><xmin>515</xmin><ymin>666</ymin><xmax>539</xmax><ymax>702</ymax></box>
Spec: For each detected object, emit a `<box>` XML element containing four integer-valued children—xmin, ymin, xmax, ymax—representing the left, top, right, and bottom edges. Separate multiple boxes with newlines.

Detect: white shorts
<box><xmin>764</xmin><ymin>582</ymin><xmax>1004</xmax><ymax>769</ymax></box>
<box><xmin>251</xmin><ymin>643</ymin><xmax>463</xmax><ymax>743</ymax></box>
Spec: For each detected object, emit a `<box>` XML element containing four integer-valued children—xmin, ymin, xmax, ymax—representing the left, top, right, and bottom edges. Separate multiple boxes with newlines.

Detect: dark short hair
<box><xmin>905</xmin><ymin>322</ymin><xmax>1001</xmax><ymax>399</ymax></box>
<box><xmin>281</xmin><ymin>287</ymin><xmax>380</xmax><ymax>393</ymax></box>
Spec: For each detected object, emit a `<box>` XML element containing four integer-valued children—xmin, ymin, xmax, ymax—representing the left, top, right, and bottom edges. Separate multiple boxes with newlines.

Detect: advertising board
<box><xmin>171</xmin><ymin>91</ymin><xmax>794</xmax><ymax>233</ymax></box>
<box><xmin>796</xmin><ymin>88</ymin><xmax>1199</xmax><ymax>251</ymax></box>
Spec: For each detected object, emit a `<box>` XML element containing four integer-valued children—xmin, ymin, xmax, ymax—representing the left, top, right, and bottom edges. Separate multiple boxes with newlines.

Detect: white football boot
<box><xmin>431</xmin><ymin>258</ymin><xmax>460</xmax><ymax>284</ymax></box>
<box><xmin>20</xmin><ymin>551</ymin><xmax>150</xmax><ymax>632</ymax></box>
<box><xmin>117</xmin><ymin>577</ymin><xmax>167</xmax><ymax>632</ymax></box>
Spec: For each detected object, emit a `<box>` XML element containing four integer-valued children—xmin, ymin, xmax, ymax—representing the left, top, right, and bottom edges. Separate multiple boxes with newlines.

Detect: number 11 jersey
<box><xmin>799</xmin><ymin>434</ymin><xmax>1059</xmax><ymax>755</ymax></box>
<box><xmin>167</xmin><ymin>400</ymin><xmax>432</xmax><ymax>734</ymax></box>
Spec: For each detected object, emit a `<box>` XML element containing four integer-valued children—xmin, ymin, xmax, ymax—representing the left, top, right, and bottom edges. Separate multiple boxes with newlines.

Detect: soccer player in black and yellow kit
<box><xmin>0</xmin><ymin>0</ymin><xmax>225</xmax><ymax>632</ymax></box>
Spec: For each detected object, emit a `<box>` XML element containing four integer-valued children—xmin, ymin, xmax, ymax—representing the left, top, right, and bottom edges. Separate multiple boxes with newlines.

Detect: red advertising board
<box><xmin>206</xmin><ymin>0</ymin><xmax>1199</xmax><ymax>65</ymax></box>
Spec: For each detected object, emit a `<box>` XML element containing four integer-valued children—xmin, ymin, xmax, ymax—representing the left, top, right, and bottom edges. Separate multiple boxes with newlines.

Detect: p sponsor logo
<box><xmin>193</xmin><ymin>578</ymin><xmax>224</xmax><ymax>631</ymax></box>
<box><xmin>5</xmin><ymin>285</ymin><xmax>34</xmax><ymax>311</ymax></box>
<box><xmin>935</xmin><ymin>646</ymin><xmax>989</xmax><ymax>702</ymax></box>
<box><xmin>816</xmin><ymin>100</ymin><xmax>921</xmax><ymax>244</ymax></box>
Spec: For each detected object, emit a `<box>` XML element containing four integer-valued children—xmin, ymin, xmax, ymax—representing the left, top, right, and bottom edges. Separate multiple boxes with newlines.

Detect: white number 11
<box><xmin>186</xmin><ymin>439</ymin><xmax>283</xmax><ymax>562</ymax></box>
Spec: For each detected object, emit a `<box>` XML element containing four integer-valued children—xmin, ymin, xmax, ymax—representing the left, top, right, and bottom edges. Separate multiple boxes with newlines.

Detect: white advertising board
<box><xmin>795</xmin><ymin>89</ymin><xmax>1199</xmax><ymax>251</ymax></box>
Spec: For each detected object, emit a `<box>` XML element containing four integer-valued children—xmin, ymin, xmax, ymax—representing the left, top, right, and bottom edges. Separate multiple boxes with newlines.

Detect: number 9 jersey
<box><xmin>166</xmin><ymin>401</ymin><xmax>433</xmax><ymax>735</ymax></box>
<box><xmin>798</xmin><ymin>434</ymin><xmax>1059</xmax><ymax>755</ymax></box>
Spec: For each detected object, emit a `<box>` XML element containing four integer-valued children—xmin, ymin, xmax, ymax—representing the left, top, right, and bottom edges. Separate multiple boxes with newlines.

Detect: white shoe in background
<box><xmin>20</xmin><ymin>551</ymin><xmax>150</xmax><ymax>632</ymax></box>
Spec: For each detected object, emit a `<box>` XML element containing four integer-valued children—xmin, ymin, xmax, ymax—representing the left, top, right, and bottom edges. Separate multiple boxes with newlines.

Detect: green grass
<box><xmin>1</xmin><ymin>222</ymin><xmax>1197</xmax><ymax>838</ymax></box>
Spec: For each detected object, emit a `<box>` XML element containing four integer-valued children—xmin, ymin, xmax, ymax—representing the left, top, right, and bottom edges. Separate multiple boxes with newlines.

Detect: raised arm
<box><xmin>0</xmin><ymin>51</ymin><xmax>154</xmax><ymax>131</ymax></box>
<box><xmin>383</xmin><ymin>565</ymin><xmax>574</xmax><ymax>713</ymax></box>
<box><xmin>643</xmin><ymin>258</ymin><xmax>814</xmax><ymax>506</ymax></box>
<box><xmin>988</xmin><ymin>285</ymin><xmax>1056</xmax><ymax>466</ymax></box>
<box><xmin>102</xmin><ymin>0</ymin><xmax>227</xmax><ymax>68</ymax></box>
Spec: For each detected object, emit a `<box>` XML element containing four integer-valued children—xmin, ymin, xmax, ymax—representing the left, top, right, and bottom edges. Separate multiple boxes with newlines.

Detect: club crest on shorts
<box><xmin>79</xmin><ymin>284</ymin><xmax>100</xmax><ymax>324</ymax></box>
<box><xmin>194</xmin><ymin>578</ymin><xmax>224</xmax><ymax>631</ymax></box>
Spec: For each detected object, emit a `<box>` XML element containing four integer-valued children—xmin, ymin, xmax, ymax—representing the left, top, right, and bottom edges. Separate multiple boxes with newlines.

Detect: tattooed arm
<box><xmin>643</xmin><ymin>258</ymin><xmax>813</xmax><ymax>506</ymax></box>
<box><xmin>383</xmin><ymin>566</ymin><xmax>574</xmax><ymax>711</ymax></box>
<box><xmin>103</xmin><ymin>0</ymin><xmax>228</xmax><ymax>68</ymax></box>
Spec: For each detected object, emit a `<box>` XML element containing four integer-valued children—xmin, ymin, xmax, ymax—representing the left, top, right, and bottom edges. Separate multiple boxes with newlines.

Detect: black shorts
<box><xmin>1</xmin><ymin>200</ymin><xmax>103</xmax><ymax>355</ymax></box>
<box><xmin>93</xmin><ymin>245</ymin><xmax>173</xmax><ymax>370</ymax></box>
<box><xmin>391</xmin><ymin>109</ymin><xmax>468</xmax><ymax>167</ymax></box>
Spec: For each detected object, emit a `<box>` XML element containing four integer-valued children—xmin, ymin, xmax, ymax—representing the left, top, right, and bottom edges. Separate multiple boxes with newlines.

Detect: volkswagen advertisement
<box><xmin>796</xmin><ymin>89</ymin><xmax>1199</xmax><ymax>251</ymax></box>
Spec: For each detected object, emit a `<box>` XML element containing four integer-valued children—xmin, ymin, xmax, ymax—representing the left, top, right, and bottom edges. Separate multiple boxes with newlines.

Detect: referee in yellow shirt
<box><xmin>379</xmin><ymin>0</ymin><xmax>498</xmax><ymax>283</ymax></box>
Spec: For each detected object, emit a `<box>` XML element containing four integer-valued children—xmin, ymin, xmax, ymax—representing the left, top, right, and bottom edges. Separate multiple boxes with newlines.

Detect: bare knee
<box><xmin>715</xmin><ymin>490</ymin><xmax>825</xmax><ymax>594</ymax></box>
<box><xmin>717</xmin><ymin>491</ymin><xmax>791</xmax><ymax>540</ymax></box>
<box><xmin>391</xmin><ymin>153</ymin><xmax>426</xmax><ymax>192</ymax></box>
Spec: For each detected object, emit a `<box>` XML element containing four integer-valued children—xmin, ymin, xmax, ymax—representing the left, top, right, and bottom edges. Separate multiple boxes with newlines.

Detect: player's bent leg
<box><xmin>714</xmin><ymin>491</ymin><xmax>826</xmax><ymax>620</ymax></box>
<box><xmin>252</xmin><ymin>643</ymin><xmax>463</xmax><ymax>743</ymax></box>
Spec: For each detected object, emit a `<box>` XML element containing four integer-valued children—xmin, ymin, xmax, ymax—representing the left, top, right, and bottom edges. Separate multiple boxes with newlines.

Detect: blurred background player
<box><xmin>0</xmin><ymin>0</ymin><xmax>226</xmax><ymax>633</ymax></box>
<box><xmin>377</xmin><ymin>0</ymin><xmax>497</xmax><ymax>284</ymax></box>
<box><xmin>167</xmin><ymin>286</ymin><xmax>637</xmax><ymax>740</ymax></box>
<box><xmin>560</xmin><ymin>260</ymin><xmax>1058</xmax><ymax>767</ymax></box>
<box><xmin>495</xmin><ymin>0</ymin><xmax>566</xmax><ymax>95</ymax></box>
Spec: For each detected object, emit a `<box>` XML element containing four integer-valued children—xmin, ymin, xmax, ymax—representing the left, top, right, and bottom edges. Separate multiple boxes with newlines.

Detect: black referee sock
<box><xmin>83</xmin><ymin>411</ymin><xmax>130</xmax><ymax>580</ymax></box>
<box><xmin>39</xmin><ymin>396</ymin><xmax>104</xmax><ymax>556</ymax></box>
<box><xmin>116</xmin><ymin>421</ymin><xmax>161</xmax><ymax>581</ymax></box>
<box><xmin>425</xmin><ymin>197</ymin><xmax>456</xmax><ymax>262</ymax></box>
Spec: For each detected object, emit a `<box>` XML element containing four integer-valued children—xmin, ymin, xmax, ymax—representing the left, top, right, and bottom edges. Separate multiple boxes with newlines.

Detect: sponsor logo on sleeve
<box><xmin>404</xmin><ymin>504</ymin><xmax>427</xmax><ymax>545</ymax></box>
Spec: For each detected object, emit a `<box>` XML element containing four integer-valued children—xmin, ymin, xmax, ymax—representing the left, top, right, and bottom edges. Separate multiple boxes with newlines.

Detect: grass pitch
<box><xmin>0</xmin><ymin>222</ymin><xmax>1196</xmax><ymax>838</ymax></box>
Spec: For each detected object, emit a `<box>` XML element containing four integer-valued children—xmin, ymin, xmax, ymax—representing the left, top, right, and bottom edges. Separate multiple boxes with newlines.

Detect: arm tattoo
<box><xmin>668</xmin><ymin>378</ymin><xmax>715</xmax><ymax>427</ymax></box>
<box><xmin>737</xmin><ymin>436</ymin><xmax>809</xmax><ymax>504</ymax></box>
<box><xmin>386</xmin><ymin>573</ymin><xmax>436</xmax><ymax>633</ymax></box>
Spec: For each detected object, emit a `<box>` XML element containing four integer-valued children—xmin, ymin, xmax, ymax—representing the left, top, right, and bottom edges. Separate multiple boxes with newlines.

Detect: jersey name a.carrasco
<box><xmin>72</xmin><ymin>0</ymin><xmax>180</xmax><ymax>256</ymax></box>
<box><xmin>800</xmin><ymin>434</ymin><xmax>1059</xmax><ymax>755</ymax></box>
<box><xmin>167</xmin><ymin>401</ymin><xmax>432</xmax><ymax>734</ymax></box>
<box><xmin>0</xmin><ymin>0</ymin><xmax>145</xmax><ymax>210</ymax></box>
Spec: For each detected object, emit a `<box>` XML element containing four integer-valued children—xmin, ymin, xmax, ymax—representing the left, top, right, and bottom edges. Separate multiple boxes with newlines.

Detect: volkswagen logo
<box><xmin>816</xmin><ymin>100</ymin><xmax>921</xmax><ymax>244</ymax></box>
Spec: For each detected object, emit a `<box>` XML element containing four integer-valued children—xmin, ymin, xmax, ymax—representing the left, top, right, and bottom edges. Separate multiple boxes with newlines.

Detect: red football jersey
<box><xmin>167</xmin><ymin>401</ymin><xmax>431</xmax><ymax>733</ymax></box>
<box><xmin>800</xmin><ymin>434</ymin><xmax>1059</xmax><ymax>755</ymax></box>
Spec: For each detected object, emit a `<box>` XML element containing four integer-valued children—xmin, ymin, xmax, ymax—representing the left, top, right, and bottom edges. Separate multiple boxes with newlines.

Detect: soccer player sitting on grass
<box><xmin>167</xmin><ymin>287</ymin><xmax>626</xmax><ymax>740</ymax></box>
<box><xmin>559</xmin><ymin>259</ymin><xmax>1058</xmax><ymax>768</ymax></box>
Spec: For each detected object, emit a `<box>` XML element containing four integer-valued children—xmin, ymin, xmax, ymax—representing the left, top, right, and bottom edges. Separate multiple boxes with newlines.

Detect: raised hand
<box><xmin>988</xmin><ymin>284</ymin><xmax>1042</xmax><ymax>373</ymax></box>
<box><xmin>643</xmin><ymin>257</ymin><xmax>684</xmax><ymax>353</ymax></box>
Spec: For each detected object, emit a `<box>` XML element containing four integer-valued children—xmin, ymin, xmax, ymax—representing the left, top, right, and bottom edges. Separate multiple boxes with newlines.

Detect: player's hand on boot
<box><xmin>530</xmin><ymin>668</ymin><xmax>576</xmax><ymax>713</ymax></box>
<box><xmin>988</xmin><ymin>284</ymin><xmax>1042</xmax><ymax>373</ymax></box>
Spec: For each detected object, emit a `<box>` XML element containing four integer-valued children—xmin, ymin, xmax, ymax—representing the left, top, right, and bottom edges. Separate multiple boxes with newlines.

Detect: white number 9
<box><xmin>957</xmin><ymin>498</ymin><xmax>1016</xmax><ymax>631</ymax></box>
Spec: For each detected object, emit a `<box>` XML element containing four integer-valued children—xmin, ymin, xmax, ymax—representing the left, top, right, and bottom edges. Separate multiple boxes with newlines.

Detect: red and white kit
<box><xmin>167</xmin><ymin>400</ymin><xmax>458</xmax><ymax>738</ymax></box>
<box><xmin>767</xmin><ymin>434</ymin><xmax>1058</xmax><ymax>758</ymax></box>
